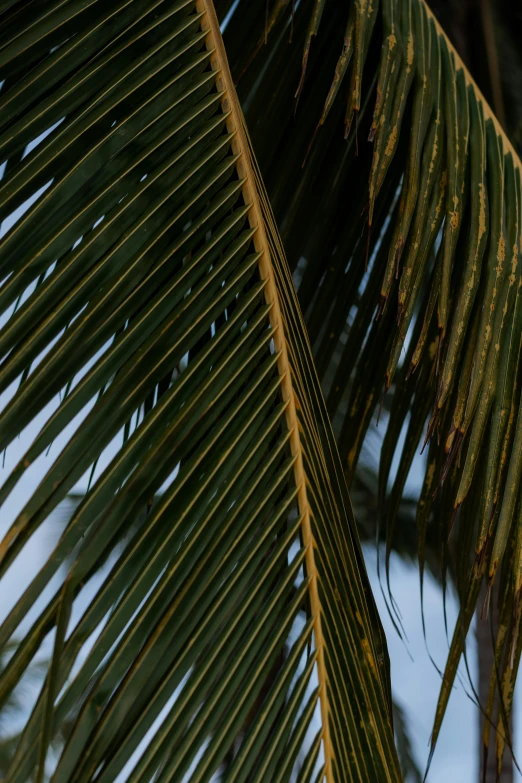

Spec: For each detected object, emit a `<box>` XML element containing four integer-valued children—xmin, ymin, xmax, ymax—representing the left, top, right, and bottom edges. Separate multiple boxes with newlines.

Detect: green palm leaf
<box><xmin>0</xmin><ymin>1</ymin><xmax>401</xmax><ymax>781</ymax></box>
<box><xmin>218</xmin><ymin>0</ymin><xmax>522</xmax><ymax>773</ymax></box>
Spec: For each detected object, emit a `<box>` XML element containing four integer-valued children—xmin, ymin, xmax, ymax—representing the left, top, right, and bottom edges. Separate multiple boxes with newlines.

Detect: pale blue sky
<box><xmin>0</xmin><ymin>26</ymin><xmax>520</xmax><ymax>779</ymax></box>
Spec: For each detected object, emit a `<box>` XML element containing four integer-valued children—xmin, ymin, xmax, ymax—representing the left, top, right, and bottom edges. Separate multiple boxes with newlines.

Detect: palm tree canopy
<box><xmin>2</xmin><ymin>0</ymin><xmax>522</xmax><ymax>779</ymax></box>
<box><xmin>218</xmin><ymin>0</ymin><xmax>522</xmax><ymax>773</ymax></box>
<box><xmin>0</xmin><ymin>1</ymin><xmax>401</xmax><ymax>781</ymax></box>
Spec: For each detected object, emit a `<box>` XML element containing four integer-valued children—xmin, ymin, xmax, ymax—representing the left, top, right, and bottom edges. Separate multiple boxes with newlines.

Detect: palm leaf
<box><xmin>216</xmin><ymin>0</ymin><xmax>522</xmax><ymax>772</ymax></box>
<box><xmin>0</xmin><ymin>1</ymin><xmax>401</xmax><ymax>781</ymax></box>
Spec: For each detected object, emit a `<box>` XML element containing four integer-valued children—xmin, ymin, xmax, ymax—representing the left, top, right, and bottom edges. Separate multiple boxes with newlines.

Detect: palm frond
<box><xmin>0</xmin><ymin>1</ymin><xmax>401</xmax><ymax>781</ymax></box>
<box><xmin>217</xmin><ymin>0</ymin><xmax>522</xmax><ymax>771</ymax></box>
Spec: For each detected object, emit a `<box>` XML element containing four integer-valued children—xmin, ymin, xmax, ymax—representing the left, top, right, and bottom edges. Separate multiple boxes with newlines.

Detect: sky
<box><xmin>368</xmin><ymin>548</ymin><xmax>480</xmax><ymax>781</ymax></box>
<box><xmin>1</xmin><ymin>426</ymin><xmax>518</xmax><ymax>781</ymax></box>
<box><xmin>0</xmin><ymin>18</ymin><xmax>521</xmax><ymax>781</ymax></box>
<box><xmin>1</xmin><ymin>524</ymin><xmax>515</xmax><ymax>782</ymax></box>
